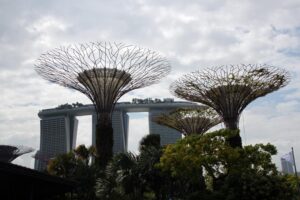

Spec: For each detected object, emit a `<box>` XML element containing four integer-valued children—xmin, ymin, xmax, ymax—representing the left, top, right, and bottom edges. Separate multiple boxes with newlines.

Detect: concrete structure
<box><xmin>35</xmin><ymin>98</ymin><xmax>198</xmax><ymax>170</ymax></box>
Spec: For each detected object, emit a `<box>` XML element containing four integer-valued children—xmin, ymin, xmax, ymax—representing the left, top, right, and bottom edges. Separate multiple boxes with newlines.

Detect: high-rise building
<box><xmin>281</xmin><ymin>158</ymin><xmax>294</xmax><ymax>174</ymax></box>
<box><xmin>35</xmin><ymin>99</ymin><xmax>198</xmax><ymax>170</ymax></box>
<box><xmin>148</xmin><ymin>109</ymin><xmax>181</xmax><ymax>146</ymax></box>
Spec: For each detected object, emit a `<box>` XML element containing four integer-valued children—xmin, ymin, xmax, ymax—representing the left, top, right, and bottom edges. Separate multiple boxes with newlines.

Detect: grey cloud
<box><xmin>0</xmin><ymin>0</ymin><xmax>300</xmax><ymax>169</ymax></box>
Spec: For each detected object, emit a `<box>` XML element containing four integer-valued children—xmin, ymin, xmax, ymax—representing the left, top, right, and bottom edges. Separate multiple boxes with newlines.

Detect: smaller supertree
<box><xmin>153</xmin><ymin>106</ymin><xmax>221</xmax><ymax>136</ymax></box>
<box><xmin>0</xmin><ymin>145</ymin><xmax>34</xmax><ymax>163</ymax></box>
<box><xmin>170</xmin><ymin>64</ymin><xmax>290</xmax><ymax>147</ymax></box>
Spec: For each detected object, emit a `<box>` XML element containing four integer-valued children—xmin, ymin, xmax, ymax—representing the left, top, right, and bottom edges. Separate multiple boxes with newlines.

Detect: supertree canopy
<box><xmin>170</xmin><ymin>64</ymin><xmax>290</xmax><ymax>147</ymax></box>
<box><xmin>153</xmin><ymin>106</ymin><xmax>221</xmax><ymax>136</ymax></box>
<box><xmin>0</xmin><ymin>145</ymin><xmax>34</xmax><ymax>163</ymax></box>
<box><xmin>35</xmin><ymin>42</ymin><xmax>170</xmax><ymax>167</ymax></box>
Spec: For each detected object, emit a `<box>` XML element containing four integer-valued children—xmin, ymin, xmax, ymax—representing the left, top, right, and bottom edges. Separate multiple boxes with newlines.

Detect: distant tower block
<box><xmin>37</xmin><ymin>116</ymin><xmax>78</xmax><ymax>170</ymax></box>
<box><xmin>112</xmin><ymin>110</ymin><xmax>129</xmax><ymax>154</ymax></box>
<box><xmin>149</xmin><ymin>109</ymin><xmax>182</xmax><ymax>145</ymax></box>
<box><xmin>281</xmin><ymin>158</ymin><xmax>294</xmax><ymax>175</ymax></box>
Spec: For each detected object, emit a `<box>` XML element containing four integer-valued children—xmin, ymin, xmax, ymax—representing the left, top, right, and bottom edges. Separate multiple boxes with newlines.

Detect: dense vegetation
<box><xmin>47</xmin><ymin>132</ymin><xmax>299</xmax><ymax>200</ymax></box>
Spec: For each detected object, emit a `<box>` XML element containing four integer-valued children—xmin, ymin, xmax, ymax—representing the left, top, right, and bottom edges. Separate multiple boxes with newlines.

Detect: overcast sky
<box><xmin>0</xmin><ymin>0</ymin><xmax>300</xmax><ymax>170</ymax></box>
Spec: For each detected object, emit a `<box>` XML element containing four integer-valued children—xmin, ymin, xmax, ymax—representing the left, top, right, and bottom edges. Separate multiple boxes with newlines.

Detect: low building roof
<box><xmin>0</xmin><ymin>161</ymin><xmax>77</xmax><ymax>199</ymax></box>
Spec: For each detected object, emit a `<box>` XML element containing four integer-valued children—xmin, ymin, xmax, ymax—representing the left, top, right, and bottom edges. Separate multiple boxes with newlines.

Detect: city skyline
<box><xmin>0</xmin><ymin>0</ymin><xmax>300</xmax><ymax>170</ymax></box>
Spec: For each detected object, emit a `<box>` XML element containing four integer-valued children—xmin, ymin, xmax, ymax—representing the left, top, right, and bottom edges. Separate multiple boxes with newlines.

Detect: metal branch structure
<box><xmin>170</xmin><ymin>64</ymin><xmax>290</xmax><ymax>147</ymax></box>
<box><xmin>0</xmin><ymin>145</ymin><xmax>34</xmax><ymax>163</ymax></box>
<box><xmin>153</xmin><ymin>106</ymin><xmax>221</xmax><ymax>136</ymax></box>
<box><xmin>35</xmin><ymin>42</ymin><xmax>171</xmax><ymax>167</ymax></box>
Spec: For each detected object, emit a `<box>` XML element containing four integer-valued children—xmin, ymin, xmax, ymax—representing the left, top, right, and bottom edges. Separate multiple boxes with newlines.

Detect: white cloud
<box><xmin>276</xmin><ymin>100</ymin><xmax>300</xmax><ymax>113</ymax></box>
<box><xmin>26</xmin><ymin>16</ymin><xmax>67</xmax><ymax>33</ymax></box>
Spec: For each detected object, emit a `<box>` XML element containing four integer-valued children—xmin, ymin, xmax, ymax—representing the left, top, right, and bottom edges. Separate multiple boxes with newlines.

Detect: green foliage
<box><xmin>56</xmin><ymin>102</ymin><xmax>83</xmax><ymax>109</ymax></box>
<box><xmin>285</xmin><ymin>174</ymin><xmax>300</xmax><ymax>192</ymax></box>
<box><xmin>159</xmin><ymin>129</ymin><xmax>238</xmax><ymax>178</ymax></box>
<box><xmin>96</xmin><ymin>152</ymin><xmax>143</xmax><ymax>200</ymax></box>
<box><xmin>96</xmin><ymin>134</ymin><xmax>172</xmax><ymax>200</ymax></box>
<box><xmin>216</xmin><ymin>171</ymin><xmax>297</xmax><ymax>200</ymax></box>
<box><xmin>47</xmin><ymin>132</ymin><xmax>298</xmax><ymax>200</ymax></box>
<box><xmin>47</xmin><ymin>152</ymin><xmax>77</xmax><ymax>178</ymax></box>
<box><xmin>158</xmin><ymin>129</ymin><xmax>297</xmax><ymax>200</ymax></box>
<box><xmin>47</xmin><ymin>145</ymin><xmax>98</xmax><ymax>200</ymax></box>
<box><xmin>139</xmin><ymin>134</ymin><xmax>161</xmax><ymax>152</ymax></box>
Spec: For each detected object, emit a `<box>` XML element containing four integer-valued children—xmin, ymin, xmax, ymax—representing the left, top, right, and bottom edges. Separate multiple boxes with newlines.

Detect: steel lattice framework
<box><xmin>170</xmin><ymin>64</ymin><xmax>290</xmax><ymax>147</ymax></box>
<box><xmin>35</xmin><ymin>42</ymin><xmax>170</xmax><ymax>167</ymax></box>
<box><xmin>0</xmin><ymin>145</ymin><xmax>34</xmax><ymax>163</ymax></box>
<box><xmin>153</xmin><ymin>106</ymin><xmax>221</xmax><ymax>136</ymax></box>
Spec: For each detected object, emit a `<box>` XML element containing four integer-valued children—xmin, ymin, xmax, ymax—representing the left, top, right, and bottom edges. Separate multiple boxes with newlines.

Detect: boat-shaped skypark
<box><xmin>35</xmin><ymin>98</ymin><xmax>198</xmax><ymax>170</ymax></box>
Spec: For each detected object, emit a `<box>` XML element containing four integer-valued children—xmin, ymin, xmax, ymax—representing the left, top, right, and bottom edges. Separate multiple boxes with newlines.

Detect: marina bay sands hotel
<box><xmin>34</xmin><ymin>98</ymin><xmax>197</xmax><ymax>170</ymax></box>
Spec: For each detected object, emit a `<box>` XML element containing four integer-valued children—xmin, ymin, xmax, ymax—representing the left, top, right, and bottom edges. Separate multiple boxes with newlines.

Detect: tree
<box><xmin>96</xmin><ymin>152</ymin><xmax>143</xmax><ymax>200</ymax></box>
<box><xmin>153</xmin><ymin>106</ymin><xmax>221</xmax><ymax>136</ymax></box>
<box><xmin>139</xmin><ymin>134</ymin><xmax>161</xmax><ymax>152</ymax></box>
<box><xmin>138</xmin><ymin>134</ymin><xmax>171</xmax><ymax>200</ymax></box>
<box><xmin>170</xmin><ymin>64</ymin><xmax>290</xmax><ymax>147</ymax></box>
<box><xmin>35</xmin><ymin>42</ymin><xmax>170</xmax><ymax>168</ymax></box>
<box><xmin>285</xmin><ymin>174</ymin><xmax>300</xmax><ymax>198</ymax></box>
<box><xmin>96</xmin><ymin>134</ymin><xmax>172</xmax><ymax>200</ymax></box>
<box><xmin>158</xmin><ymin>129</ymin><xmax>297</xmax><ymax>200</ymax></box>
<box><xmin>47</xmin><ymin>145</ymin><xmax>98</xmax><ymax>200</ymax></box>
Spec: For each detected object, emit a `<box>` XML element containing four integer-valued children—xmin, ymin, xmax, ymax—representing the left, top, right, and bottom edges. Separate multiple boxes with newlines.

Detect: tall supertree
<box><xmin>170</xmin><ymin>64</ymin><xmax>290</xmax><ymax>147</ymax></box>
<box><xmin>35</xmin><ymin>42</ymin><xmax>170</xmax><ymax>167</ymax></box>
<box><xmin>0</xmin><ymin>145</ymin><xmax>34</xmax><ymax>163</ymax></box>
<box><xmin>153</xmin><ymin>106</ymin><xmax>221</xmax><ymax>136</ymax></box>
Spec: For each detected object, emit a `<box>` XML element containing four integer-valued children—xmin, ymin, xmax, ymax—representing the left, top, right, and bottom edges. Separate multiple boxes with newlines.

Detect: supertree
<box><xmin>0</xmin><ymin>145</ymin><xmax>34</xmax><ymax>163</ymax></box>
<box><xmin>35</xmin><ymin>42</ymin><xmax>170</xmax><ymax>167</ymax></box>
<box><xmin>153</xmin><ymin>106</ymin><xmax>221</xmax><ymax>136</ymax></box>
<box><xmin>170</xmin><ymin>64</ymin><xmax>290</xmax><ymax>147</ymax></box>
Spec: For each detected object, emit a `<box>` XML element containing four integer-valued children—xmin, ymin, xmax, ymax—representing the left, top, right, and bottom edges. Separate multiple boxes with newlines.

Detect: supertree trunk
<box><xmin>223</xmin><ymin>117</ymin><xmax>242</xmax><ymax>147</ymax></box>
<box><xmin>96</xmin><ymin>114</ymin><xmax>113</xmax><ymax>168</ymax></box>
<box><xmin>227</xmin><ymin>134</ymin><xmax>242</xmax><ymax>148</ymax></box>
